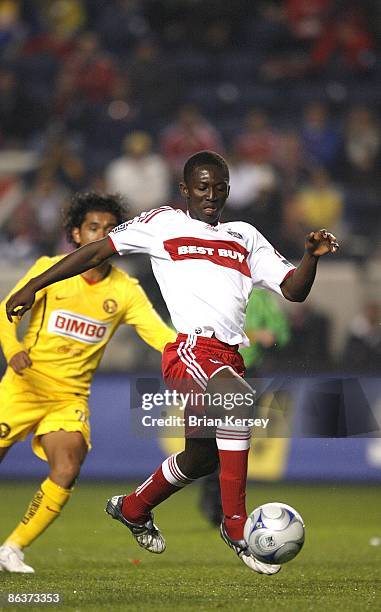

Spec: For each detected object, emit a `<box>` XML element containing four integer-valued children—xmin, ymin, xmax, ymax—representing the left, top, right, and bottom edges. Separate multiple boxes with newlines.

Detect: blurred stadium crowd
<box><xmin>0</xmin><ymin>0</ymin><xmax>380</xmax><ymax>373</ymax></box>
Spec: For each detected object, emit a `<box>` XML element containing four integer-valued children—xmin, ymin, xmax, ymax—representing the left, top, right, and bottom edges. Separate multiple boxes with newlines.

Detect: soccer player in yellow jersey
<box><xmin>0</xmin><ymin>192</ymin><xmax>175</xmax><ymax>573</ymax></box>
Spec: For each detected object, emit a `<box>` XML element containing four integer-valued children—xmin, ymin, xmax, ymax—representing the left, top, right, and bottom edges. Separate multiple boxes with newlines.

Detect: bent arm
<box><xmin>280</xmin><ymin>252</ymin><xmax>318</xmax><ymax>302</ymax></box>
<box><xmin>280</xmin><ymin>229</ymin><xmax>339</xmax><ymax>302</ymax></box>
<box><xmin>6</xmin><ymin>237</ymin><xmax>114</xmax><ymax>321</ymax></box>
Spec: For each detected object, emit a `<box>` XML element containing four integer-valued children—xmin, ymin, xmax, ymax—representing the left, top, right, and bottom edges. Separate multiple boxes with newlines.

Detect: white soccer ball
<box><xmin>244</xmin><ymin>502</ymin><xmax>305</xmax><ymax>564</ymax></box>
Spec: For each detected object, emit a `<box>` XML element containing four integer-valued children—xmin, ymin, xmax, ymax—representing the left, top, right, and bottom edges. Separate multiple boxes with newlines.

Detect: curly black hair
<box><xmin>63</xmin><ymin>192</ymin><xmax>128</xmax><ymax>246</ymax></box>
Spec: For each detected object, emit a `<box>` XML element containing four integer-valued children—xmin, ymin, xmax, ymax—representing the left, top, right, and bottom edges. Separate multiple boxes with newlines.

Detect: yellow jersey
<box><xmin>0</xmin><ymin>256</ymin><xmax>176</xmax><ymax>398</ymax></box>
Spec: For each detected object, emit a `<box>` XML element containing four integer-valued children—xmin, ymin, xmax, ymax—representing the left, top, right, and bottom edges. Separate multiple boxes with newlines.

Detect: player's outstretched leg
<box><xmin>105</xmin><ymin>452</ymin><xmax>190</xmax><ymax>554</ymax></box>
<box><xmin>105</xmin><ymin>495</ymin><xmax>165</xmax><ymax>554</ymax></box>
<box><xmin>106</xmin><ymin>439</ymin><xmax>218</xmax><ymax>552</ymax></box>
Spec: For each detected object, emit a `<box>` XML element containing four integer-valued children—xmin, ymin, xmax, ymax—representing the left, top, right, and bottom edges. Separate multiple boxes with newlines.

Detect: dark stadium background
<box><xmin>0</xmin><ymin>3</ymin><xmax>380</xmax><ymax>609</ymax></box>
<box><xmin>0</xmin><ymin>1</ymin><xmax>380</xmax><ymax>484</ymax></box>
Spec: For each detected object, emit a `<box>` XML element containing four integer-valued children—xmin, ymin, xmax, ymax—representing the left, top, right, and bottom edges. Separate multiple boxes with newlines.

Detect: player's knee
<box><xmin>179</xmin><ymin>447</ymin><xmax>219</xmax><ymax>479</ymax></box>
<box><xmin>50</xmin><ymin>460</ymin><xmax>81</xmax><ymax>488</ymax></box>
<box><xmin>207</xmin><ymin>376</ymin><xmax>256</xmax><ymax>421</ymax></box>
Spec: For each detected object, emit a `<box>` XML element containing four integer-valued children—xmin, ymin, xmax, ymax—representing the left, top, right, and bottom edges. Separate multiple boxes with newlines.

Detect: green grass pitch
<box><xmin>0</xmin><ymin>482</ymin><xmax>380</xmax><ymax>611</ymax></box>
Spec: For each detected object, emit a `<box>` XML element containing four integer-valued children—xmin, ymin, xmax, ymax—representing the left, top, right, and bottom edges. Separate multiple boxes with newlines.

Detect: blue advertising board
<box><xmin>1</xmin><ymin>374</ymin><xmax>381</xmax><ymax>482</ymax></box>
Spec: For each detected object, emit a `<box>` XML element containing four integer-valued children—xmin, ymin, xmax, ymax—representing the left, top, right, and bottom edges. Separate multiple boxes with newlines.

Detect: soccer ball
<box><xmin>244</xmin><ymin>502</ymin><xmax>305</xmax><ymax>564</ymax></box>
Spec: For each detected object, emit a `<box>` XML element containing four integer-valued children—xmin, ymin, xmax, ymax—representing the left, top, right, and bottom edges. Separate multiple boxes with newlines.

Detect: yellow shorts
<box><xmin>0</xmin><ymin>370</ymin><xmax>91</xmax><ymax>462</ymax></box>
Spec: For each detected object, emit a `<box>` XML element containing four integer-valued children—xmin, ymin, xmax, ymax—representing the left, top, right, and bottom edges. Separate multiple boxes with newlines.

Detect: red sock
<box><xmin>122</xmin><ymin>453</ymin><xmax>193</xmax><ymax>523</ymax></box>
<box><xmin>216</xmin><ymin>426</ymin><xmax>251</xmax><ymax>541</ymax></box>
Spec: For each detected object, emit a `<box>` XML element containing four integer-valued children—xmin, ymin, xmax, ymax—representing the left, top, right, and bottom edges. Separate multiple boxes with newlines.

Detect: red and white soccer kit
<box><xmin>108</xmin><ymin>206</ymin><xmax>295</xmax><ymax>398</ymax></box>
<box><xmin>110</xmin><ymin>206</ymin><xmax>295</xmax><ymax>538</ymax></box>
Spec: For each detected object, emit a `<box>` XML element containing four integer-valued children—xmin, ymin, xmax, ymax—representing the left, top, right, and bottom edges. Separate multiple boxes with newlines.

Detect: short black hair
<box><xmin>64</xmin><ymin>192</ymin><xmax>128</xmax><ymax>246</ymax></box>
<box><xmin>183</xmin><ymin>150</ymin><xmax>229</xmax><ymax>185</ymax></box>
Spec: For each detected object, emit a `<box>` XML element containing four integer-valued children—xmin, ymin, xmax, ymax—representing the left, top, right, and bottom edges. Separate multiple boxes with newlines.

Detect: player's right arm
<box><xmin>6</xmin><ymin>237</ymin><xmax>114</xmax><ymax>322</ymax></box>
<box><xmin>6</xmin><ymin>207</ymin><xmax>173</xmax><ymax>322</ymax></box>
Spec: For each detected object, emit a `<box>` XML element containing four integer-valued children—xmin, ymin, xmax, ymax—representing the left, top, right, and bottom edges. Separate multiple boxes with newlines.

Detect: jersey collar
<box><xmin>186</xmin><ymin>210</ymin><xmax>221</xmax><ymax>230</ymax></box>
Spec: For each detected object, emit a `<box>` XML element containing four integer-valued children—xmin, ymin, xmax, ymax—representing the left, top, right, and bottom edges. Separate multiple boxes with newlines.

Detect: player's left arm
<box><xmin>280</xmin><ymin>229</ymin><xmax>339</xmax><ymax>302</ymax></box>
<box><xmin>123</xmin><ymin>280</ymin><xmax>176</xmax><ymax>352</ymax></box>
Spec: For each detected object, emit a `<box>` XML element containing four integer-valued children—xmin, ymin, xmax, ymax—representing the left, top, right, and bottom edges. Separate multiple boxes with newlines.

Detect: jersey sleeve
<box><xmin>248</xmin><ymin>229</ymin><xmax>296</xmax><ymax>296</ymax></box>
<box><xmin>108</xmin><ymin>207</ymin><xmax>174</xmax><ymax>257</ymax></box>
<box><xmin>123</xmin><ymin>277</ymin><xmax>176</xmax><ymax>352</ymax></box>
<box><xmin>0</xmin><ymin>256</ymin><xmax>53</xmax><ymax>362</ymax></box>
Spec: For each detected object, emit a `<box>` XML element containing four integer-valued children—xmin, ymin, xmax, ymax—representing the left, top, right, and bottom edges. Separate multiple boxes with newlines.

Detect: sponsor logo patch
<box><xmin>56</xmin><ymin>344</ymin><xmax>84</xmax><ymax>357</ymax></box>
<box><xmin>227</xmin><ymin>229</ymin><xmax>244</xmax><ymax>240</ymax></box>
<box><xmin>47</xmin><ymin>310</ymin><xmax>111</xmax><ymax>344</ymax></box>
<box><xmin>103</xmin><ymin>298</ymin><xmax>118</xmax><ymax>314</ymax></box>
<box><xmin>163</xmin><ymin>237</ymin><xmax>251</xmax><ymax>277</ymax></box>
<box><xmin>259</xmin><ymin>534</ymin><xmax>277</xmax><ymax>549</ymax></box>
<box><xmin>22</xmin><ymin>490</ymin><xmax>44</xmax><ymax>524</ymax></box>
<box><xmin>274</xmin><ymin>249</ymin><xmax>294</xmax><ymax>268</ymax></box>
<box><xmin>0</xmin><ymin>422</ymin><xmax>11</xmax><ymax>438</ymax></box>
<box><xmin>111</xmin><ymin>220</ymin><xmax>132</xmax><ymax>233</ymax></box>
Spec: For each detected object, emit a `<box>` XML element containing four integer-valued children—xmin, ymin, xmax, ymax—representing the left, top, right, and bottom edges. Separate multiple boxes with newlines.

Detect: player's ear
<box><xmin>71</xmin><ymin>227</ymin><xmax>81</xmax><ymax>246</ymax></box>
<box><xmin>227</xmin><ymin>184</ymin><xmax>230</xmax><ymax>197</ymax></box>
<box><xmin>179</xmin><ymin>182</ymin><xmax>189</xmax><ymax>199</ymax></box>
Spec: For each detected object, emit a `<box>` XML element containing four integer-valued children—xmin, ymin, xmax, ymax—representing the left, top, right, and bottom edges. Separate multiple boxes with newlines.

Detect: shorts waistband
<box><xmin>176</xmin><ymin>333</ymin><xmax>239</xmax><ymax>352</ymax></box>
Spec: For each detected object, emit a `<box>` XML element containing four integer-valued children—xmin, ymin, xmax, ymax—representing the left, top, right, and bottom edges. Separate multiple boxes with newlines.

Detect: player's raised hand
<box><xmin>305</xmin><ymin>229</ymin><xmax>339</xmax><ymax>257</ymax></box>
<box><xmin>6</xmin><ymin>284</ymin><xmax>36</xmax><ymax>322</ymax></box>
<box><xmin>9</xmin><ymin>350</ymin><xmax>32</xmax><ymax>375</ymax></box>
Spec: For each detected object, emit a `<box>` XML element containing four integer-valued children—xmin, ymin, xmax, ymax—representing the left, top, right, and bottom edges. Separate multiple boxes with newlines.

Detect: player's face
<box><xmin>72</xmin><ymin>211</ymin><xmax>118</xmax><ymax>247</ymax></box>
<box><xmin>180</xmin><ymin>165</ymin><xmax>230</xmax><ymax>226</ymax></box>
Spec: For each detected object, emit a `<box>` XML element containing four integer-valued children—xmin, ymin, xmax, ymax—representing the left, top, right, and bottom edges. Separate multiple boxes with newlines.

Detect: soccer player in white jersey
<box><xmin>6</xmin><ymin>151</ymin><xmax>339</xmax><ymax>575</ymax></box>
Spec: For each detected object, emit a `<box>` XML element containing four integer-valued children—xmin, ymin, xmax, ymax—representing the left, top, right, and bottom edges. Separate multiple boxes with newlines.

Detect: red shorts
<box><xmin>162</xmin><ymin>333</ymin><xmax>245</xmax><ymax>436</ymax></box>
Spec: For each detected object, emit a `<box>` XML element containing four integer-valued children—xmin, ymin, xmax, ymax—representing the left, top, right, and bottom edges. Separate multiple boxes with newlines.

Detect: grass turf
<box><xmin>0</xmin><ymin>482</ymin><xmax>380</xmax><ymax>611</ymax></box>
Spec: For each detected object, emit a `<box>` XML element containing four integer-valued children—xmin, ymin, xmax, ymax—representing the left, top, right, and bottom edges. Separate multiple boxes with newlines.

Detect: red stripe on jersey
<box><xmin>108</xmin><ymin>235</ymin><xmax>117</xmax><ymax>252</ymax></box>
<box><xmin>163</xmin><ymin>237</ymin><xmax>251</xmax><ymax>277</ymax></box>
<box><xmin>142</xmin><ymin>206</ymin><xmax>172</xmax><ymax>223</ymax></box>
<box><xmin>281</xmin><ymin>267</ymin><xmax>296</xmax><ymax>284</ymax></box>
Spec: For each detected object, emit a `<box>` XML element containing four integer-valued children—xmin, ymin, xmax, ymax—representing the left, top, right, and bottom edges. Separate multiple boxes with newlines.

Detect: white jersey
<box><xmin>108</xmin><ymin>206</ymin><xmax>295</xmax><ymax>346</ymax></box>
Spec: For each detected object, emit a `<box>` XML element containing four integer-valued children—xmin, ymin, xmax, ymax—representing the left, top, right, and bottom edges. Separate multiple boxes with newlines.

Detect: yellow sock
<box><xmin>5</xmin><ymin>478</ymin><xmax>71</xmax><ymax>550</ymax></box>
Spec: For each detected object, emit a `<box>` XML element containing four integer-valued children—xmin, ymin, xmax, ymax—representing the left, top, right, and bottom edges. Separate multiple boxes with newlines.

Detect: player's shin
<box><xmin>121</xmin><ymin>453</ymin><xmax>194</xmax><ymax>523</ymax></box>
<box><xmin>216</xmin><ymin>426</ymin><xmax>251</xmax><ymax>541</ymax></box>
<box><xmin>4</xmin><ymin>477</ymin><xmax>71</xmax><ymax>550</ymax></box>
